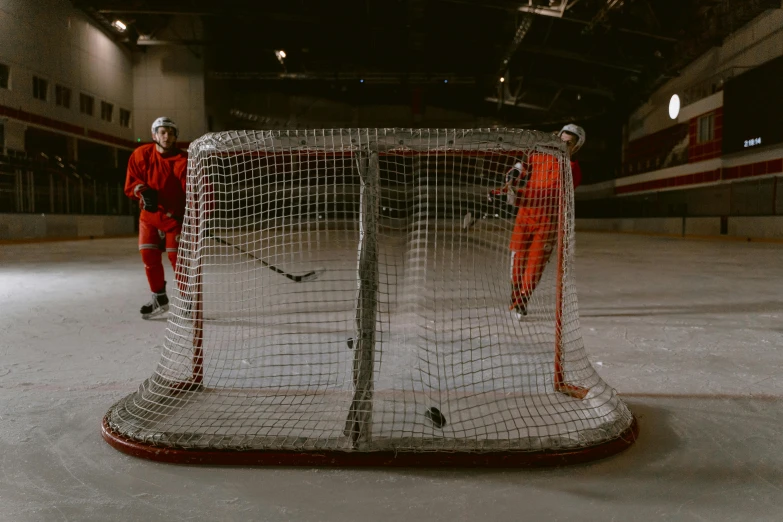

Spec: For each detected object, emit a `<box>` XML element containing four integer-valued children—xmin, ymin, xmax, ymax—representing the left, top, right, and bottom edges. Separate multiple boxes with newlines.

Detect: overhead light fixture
<box><xmin>111</xmin><ymin>20</ymin><xmax>127</xmax><ymax>32</ymax></box>
<box><xmin>275</xmin><ymin>50</ymin><xmax>287</xmax><ymax>66</ymax></box>
<box><xmin>500</xmin><ymin>77</ymin><xmax>505</xmax><ymax>83</ymax></box>
<box><xmin>668</xmin><ymin>94</ymin><xmax>681</xmax><ymax>120</ymax></box>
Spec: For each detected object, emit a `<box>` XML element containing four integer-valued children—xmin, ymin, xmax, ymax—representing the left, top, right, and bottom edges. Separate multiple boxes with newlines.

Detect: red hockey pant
<box><xmin>138</xmin><ymin>212</ymin><xmax>183</xmax><ymax>294</ymax></box>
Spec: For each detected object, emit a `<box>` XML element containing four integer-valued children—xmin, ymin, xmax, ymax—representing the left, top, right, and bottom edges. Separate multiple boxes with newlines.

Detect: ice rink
<box><xmin>2</xmin><ymin>231</ymin><xmax>783</xmax><ymax>521</ymax></box>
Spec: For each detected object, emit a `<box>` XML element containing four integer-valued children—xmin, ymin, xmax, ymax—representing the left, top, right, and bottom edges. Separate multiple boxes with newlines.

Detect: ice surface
<box><xmin>1</xmin><ymin>233</ymin><xmax>783</xmax><ymax>521</ymax></box>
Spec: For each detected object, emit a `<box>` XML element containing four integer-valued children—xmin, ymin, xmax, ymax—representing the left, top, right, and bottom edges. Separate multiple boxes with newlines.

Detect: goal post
<box><xmin>102</xmin><ymin>128</ymin><xmax>637</xmax><ymax>466</ymax></box>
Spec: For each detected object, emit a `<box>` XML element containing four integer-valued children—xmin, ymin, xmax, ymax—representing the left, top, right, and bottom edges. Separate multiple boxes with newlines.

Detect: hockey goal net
<box><xmin>102</xmin><ymin>128</ymin><xmax>636</xmax><ymax>466</ymax></box>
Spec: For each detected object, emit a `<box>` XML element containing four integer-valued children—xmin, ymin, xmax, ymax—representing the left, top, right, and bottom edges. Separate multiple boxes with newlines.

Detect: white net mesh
<box><xmin>104</xmin><ymin>128</ymin><xmax>635</xmax><ymax>461</ymax></box>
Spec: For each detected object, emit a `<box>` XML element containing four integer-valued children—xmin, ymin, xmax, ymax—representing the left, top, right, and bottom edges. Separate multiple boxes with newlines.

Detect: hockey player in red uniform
<box><xmin>125</xmin><ymin>117</ymin><xmax>188</xmax><ymax>319</ymax></box>
<box><xmin>509</xmin><ymin>123</ymin><xmax>585</xmax><ymax>319</ymax></box>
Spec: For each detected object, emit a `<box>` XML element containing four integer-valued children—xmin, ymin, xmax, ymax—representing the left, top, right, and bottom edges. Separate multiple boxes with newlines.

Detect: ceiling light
<box><xmin>668</xmin><ymin>94</ymin><xmax>681</xmax><ymax>120</ymax></box>
<box><xmin>112</xmin><ymin>20</ymin><xmax>127</xmax><ymax>32</ymax></box>
<box><xmin>500</xmin><ymin>77</ymin><xmax>505</xmax><ymax>83</ymax></box>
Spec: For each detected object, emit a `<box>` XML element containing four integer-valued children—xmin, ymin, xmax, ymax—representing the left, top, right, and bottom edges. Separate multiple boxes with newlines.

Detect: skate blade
<box><xmin>141</xmin><ymin>304</ymin><xmax>170</xmax><ymax>320</ymax></box>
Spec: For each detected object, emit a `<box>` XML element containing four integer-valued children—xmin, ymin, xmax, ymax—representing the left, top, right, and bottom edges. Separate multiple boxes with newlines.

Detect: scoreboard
<box><xmin>722</xmin><ymin>55</ymin><xmax>783</xmax><ymax>155</ymax></box>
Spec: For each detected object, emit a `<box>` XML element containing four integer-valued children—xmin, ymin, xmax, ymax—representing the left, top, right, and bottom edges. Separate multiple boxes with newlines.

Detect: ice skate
<box><xmin>510</xmin><ymin>296</ymin><xmax>528</xmax><ymax>320</ymax></box>
<box><xmin>140</xmin><ymin>291</ymin><xmax>169</xmax><ymax>319</ymax></box>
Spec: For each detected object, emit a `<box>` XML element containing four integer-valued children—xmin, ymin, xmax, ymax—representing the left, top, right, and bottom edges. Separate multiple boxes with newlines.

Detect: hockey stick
<box><xmin>208</xmin><ymin>234</ymin><xmax>320</xmax><ymax>283</ymax></box>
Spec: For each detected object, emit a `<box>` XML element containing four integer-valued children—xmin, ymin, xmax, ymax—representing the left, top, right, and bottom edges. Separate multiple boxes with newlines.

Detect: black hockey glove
<box><xmin>140</xmin><ymin>188</ymin><xmax>158</xmax><ymax>212</ymax></box>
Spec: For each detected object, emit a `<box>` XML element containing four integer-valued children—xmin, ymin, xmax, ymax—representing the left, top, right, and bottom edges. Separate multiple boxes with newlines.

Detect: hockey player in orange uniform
<box><xmin>125</xmin><ymin>117</ymin><xmax>188</xmax><ymax>319</ymax></box>
<box><xmin>509</xmin><ymin>124</ymin><xmax>585</xmax><ymax>319</ymax></box>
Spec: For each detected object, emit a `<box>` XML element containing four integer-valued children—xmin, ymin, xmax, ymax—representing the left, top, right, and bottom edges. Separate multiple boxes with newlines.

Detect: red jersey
<box><xmin>125</xmin><ymin>143</ymin><xmax>188</xmax><ymax>219</ymax></box>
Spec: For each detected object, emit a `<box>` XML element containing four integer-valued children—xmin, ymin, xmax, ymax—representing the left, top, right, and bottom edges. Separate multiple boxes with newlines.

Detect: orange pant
<box><xmin>509</xmin><ymin>208</ymin><xmax>556</xmax><ymax>308</ymax></box>
<box><xmin>509</xmin><ymin>152</ymin><xmax>562</xmax><ymax>308</ymax></box>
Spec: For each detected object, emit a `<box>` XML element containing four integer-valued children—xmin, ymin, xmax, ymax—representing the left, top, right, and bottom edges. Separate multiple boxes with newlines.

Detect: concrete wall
<box><xmin>576</xmin><ymin>216</ymin><xmax>783</xmax><ymax>240</ymax></box>
<box><xmin>132</xmin><ymin>17</ymin><xmax>206</xmax><ymax>142</ymax></box>
<box><xmin>729</xmin><ymin>216</ymin><xmax>783</xmax><ymax>239</ymax></box>
<box><xmin>0</xmin><ymin>214</ymin><xmax>134</xmax><ymax>241</ymax></box>
<box><xmin>576</xmin><ymin>217</ymin><xmax>684</xmax><ymax>236</ymax></box>
<box><xmin>0</xmin><ymin>0</ymin><xmax>135</xmax><ymax>149</ymax></box>
<box><xmin>0</xmin><ymin>1</ymin><xmax>207</xmax><ymax>149</ymax></box>
<box><xmin>684</xmin><ymin>217</ymin><xmax>722</xmax><ymax>236</ymax></box>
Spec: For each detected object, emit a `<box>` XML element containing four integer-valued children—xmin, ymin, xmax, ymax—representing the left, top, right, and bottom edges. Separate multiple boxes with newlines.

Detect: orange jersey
<box><xmin>125</xmin><ymin>143</ymin><xmax>188</xmax><ymax>218</ymax></box>
<box><xmin>519</xmin><ymin>152</ymin><xmax>562</xmax><ymax>219</ymax></box>
<box><xmin>496</xmin><ymin>153</ymin><xmax>578</xmax><ymax>209</ymax></box>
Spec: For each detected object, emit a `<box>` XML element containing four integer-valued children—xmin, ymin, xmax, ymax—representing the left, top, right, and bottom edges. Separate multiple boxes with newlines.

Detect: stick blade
<box><xmin>295</xmin><ymin>269</ymin><xmax>321</xmax><ymax>282</ymax></box>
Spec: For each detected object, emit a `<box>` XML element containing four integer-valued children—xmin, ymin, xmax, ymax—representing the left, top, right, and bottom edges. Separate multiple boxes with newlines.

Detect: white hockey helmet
<box><xmin>151</xmin><ymin>116</ymin><xmax>178</xmax><ymax>136</ymax></box>
<box><xmin>514</xmin><ymin>161</ymin><xmax>523</xmax><ymax>170</ymax></box>
<box><xmin>558</xmin><ymin>123</ymin><xmax>586</xmax><ymax>153</ymax></box>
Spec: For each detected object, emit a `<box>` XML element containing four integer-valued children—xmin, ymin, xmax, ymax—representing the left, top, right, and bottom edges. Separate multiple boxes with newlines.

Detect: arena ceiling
<box><xmin>72</xmin><ymin>0</ymin><xmax>778</xmax><ymax>128</ymax></box>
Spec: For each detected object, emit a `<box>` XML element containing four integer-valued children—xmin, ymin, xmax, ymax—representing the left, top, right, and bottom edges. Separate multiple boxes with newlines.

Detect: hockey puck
<box><xmin>424</xmin><ymin>407</ymin><xmax>447</xmax><ymax>429</ymax></box>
